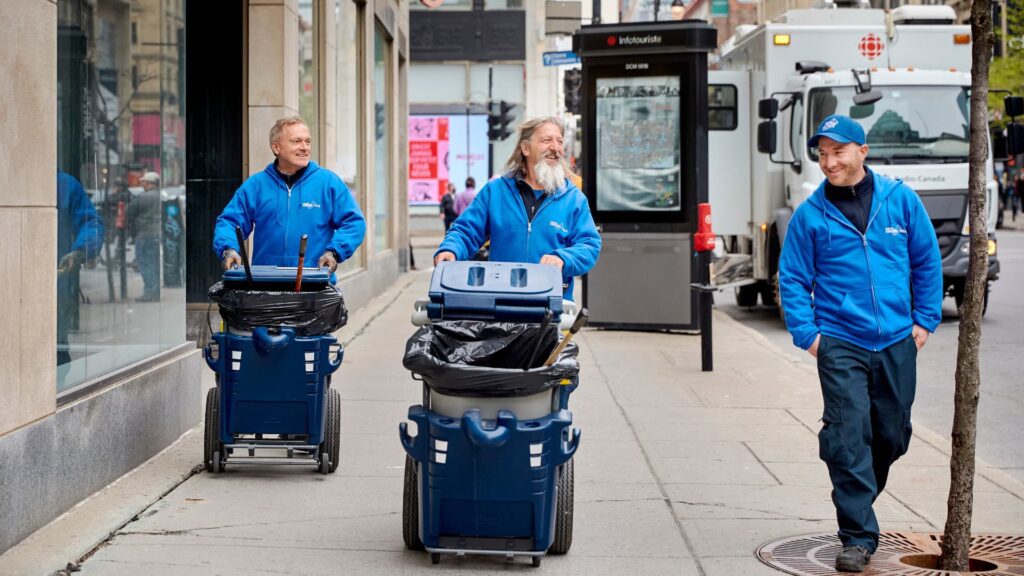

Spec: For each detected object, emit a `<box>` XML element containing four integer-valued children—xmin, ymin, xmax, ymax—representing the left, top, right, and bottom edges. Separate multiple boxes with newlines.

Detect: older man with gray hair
<box><xmin>214</xmin><ymin>116</ymin><xmax>365</xmax><ymax>276</ymax></box>
<box><xmin>434</xmin><ymin>116</ymin><xmax>601</xmax><ymax>299</ymax></box>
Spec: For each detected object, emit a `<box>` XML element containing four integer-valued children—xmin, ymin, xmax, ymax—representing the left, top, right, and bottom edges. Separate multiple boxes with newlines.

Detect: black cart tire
<box><xmin>320</xmin><ymin>388</ymin><xmax>341</xmax><ymax>473</ymax></box>
<box><xmin>549</xmin><ymin>458</ymin><xmax>574</xmax><ymax>555</ymax></box>
<box><xmin>532</xmin><ymin>556</ymin><xmax>542</xmax><ymax>567</ymax></box>
<box><xmin>431</xmin><ymin>553</ymin><xmax>441</xmax><ymax>564</ymax></box>
<box><xmin>403</xmin><ymin>455</ymin><xmax>425</xmax><ymax>550</ymax></box>
<box><xmin>204</xmin><ymin>387</ymin><xmax>223</xmax><ymax>473</ymax></box>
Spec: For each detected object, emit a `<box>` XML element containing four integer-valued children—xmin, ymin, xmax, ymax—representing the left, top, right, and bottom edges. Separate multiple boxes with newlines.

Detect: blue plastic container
<box><xmin>205</xmin><ymin>327</ymin><xmax>342</xmax><ymax>446</ymax></box>
<box><xmin>426</xmin><ymin>261</ymin><xmax>563</xmax><ymax>323</ymax></box>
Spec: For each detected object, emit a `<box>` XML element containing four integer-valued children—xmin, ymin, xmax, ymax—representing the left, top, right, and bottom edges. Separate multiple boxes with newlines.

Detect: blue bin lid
<box><xmin>427</xmin><ymin>261</ymin><xmax>563</xmax><ymax>322</ymax></box>
<box><xmin>223</xmin><ymin>265</ymin><xmax>330</xmax><ymax>287</ymax></box>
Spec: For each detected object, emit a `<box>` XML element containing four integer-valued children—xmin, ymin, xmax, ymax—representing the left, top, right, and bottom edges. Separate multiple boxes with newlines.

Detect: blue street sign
<box><xmin>542</xmin><ymin>51</ymin><xmax>580</xmax><ymax>67</ymax></box>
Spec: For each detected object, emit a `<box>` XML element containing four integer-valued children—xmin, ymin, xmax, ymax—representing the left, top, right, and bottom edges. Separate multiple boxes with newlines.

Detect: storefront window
<box><xmin>299</xmin><ymin>0</ymin><xmax>318</xmax><ymax>158</ymax></box>
<box><xmin>374</xmin><ymin>23</ymin><xmax>392</xmax><ymax>252</ymax></box>
<box><xmin>335</xmin><ymin>0</ymin><xmax>363</xmax><ymax>273</ymax></box>
<box><xmin>56</xmin><ymin>0</ymin><xmax>186</xmax><ymax>393</ymax></box>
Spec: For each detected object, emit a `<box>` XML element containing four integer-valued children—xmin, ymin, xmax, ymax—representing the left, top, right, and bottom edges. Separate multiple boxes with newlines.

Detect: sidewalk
<box><xmin>3</xmin><ymin>269</ymin><xmax>1023</xmax><ymax>576</ymax></box>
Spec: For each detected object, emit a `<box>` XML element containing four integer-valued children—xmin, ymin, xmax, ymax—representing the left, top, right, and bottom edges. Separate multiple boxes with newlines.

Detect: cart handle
<box><xmin>252</xmin><ymin>326</ymin><xmax>294</xmax><ymax>356</ymax></box>
<box><xmin>462</xmin><ymin>409</ymin><xmax>515</xmax><ymax>448</ymax></box>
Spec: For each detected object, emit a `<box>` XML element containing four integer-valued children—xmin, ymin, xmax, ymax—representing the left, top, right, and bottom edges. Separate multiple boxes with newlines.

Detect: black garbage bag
<box><xmin>208</xmin><ymin>282</ymin><xmax>348</xmax><ymax>335</ymax></box>
<box><xmin>403</xmin><ymin>320</ymin><xmax>580</xmax><ymax>397</ymax></box>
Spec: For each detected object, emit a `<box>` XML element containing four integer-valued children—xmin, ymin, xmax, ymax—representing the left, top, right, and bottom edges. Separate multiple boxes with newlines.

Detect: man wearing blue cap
<box><xmin>779</xmin><ymin>115</ymin><xmax>942</xmax><ymax>572</ymax></box>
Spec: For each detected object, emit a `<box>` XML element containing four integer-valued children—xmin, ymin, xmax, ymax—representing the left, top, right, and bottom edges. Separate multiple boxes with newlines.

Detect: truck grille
<box><xmin>917</xmin><ymin>190</ymin><xmax>966</xmax><ymax>258</ymax></box>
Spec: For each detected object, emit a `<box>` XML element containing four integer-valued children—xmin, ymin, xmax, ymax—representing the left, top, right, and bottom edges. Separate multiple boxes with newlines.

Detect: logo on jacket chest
<box><xmin>885</xmin><ymin>226</ymin><xmax>907</xmax><ymax>235</ymax></box>
<box><xmin>301</xmin><ymin>201</ymin><xmax>322</xmax><ymax>210</ymax></box>
<box><xmin>549</xmin><ymin>220</ymin><xmax>568</xmax><ymax>234</ymax></box>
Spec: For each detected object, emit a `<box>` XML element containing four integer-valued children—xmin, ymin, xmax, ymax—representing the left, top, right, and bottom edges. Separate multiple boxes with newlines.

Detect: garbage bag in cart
<box><xmin>402</xmin><ymin>320</ymin><xmax>579</xmax><ymax>397</ymax></box>
<box><xmin>208</xmin><ymin>265</ymin><xmax>347</xmax><ymax>335</ymax></box>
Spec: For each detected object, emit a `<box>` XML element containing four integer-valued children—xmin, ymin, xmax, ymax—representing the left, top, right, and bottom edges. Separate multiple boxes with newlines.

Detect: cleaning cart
<box><xmin>400</xmin><ymin>261</ymin><xmax>582</xmax><ymax>566</ymax></box>
<box><xmin>203</xmin><ymin>264</ymin><xmax>346</xmax><ymax>474</ymax></box>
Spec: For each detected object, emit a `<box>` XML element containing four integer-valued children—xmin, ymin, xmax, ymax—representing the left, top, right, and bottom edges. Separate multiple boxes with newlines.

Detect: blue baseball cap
<box><xmin>808</xmin><ymin>114</ymin><xmax>866</xmax><ymax>148</ymax></box>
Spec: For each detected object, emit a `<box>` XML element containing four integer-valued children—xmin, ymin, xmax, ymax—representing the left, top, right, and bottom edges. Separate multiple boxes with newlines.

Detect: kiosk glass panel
<box><xmin>595</xmin><ymin>76</ymin><xmax>681</xmax><ymax>212</ymax></box>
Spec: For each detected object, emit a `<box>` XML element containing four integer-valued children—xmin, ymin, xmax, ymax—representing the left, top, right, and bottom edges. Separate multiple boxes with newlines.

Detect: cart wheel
<box><xmin>549</xmin><ymin>458</ymin><xmax>574</xmax><ymax>554</ymax></box>
<box><xmin>431</xmin><ymin>552</ymin><xmax>441</xmax><ymax>565</ymax></box>
<box><xmin>212</xmin><ymin>450</ymin><xmax>224</xmax><ymax>473</ymax></box>
<box><xmin>319</xmin><ymin>388</ymin><xmax>341</xmax><ymax>473</ymax></box>
<box><xmin>532</xmin><ymin>556</ymin><xmax>542</xmax><ymax>567</ymax></box>
<box><xmin>402</xmin><ymin>455</ymin><xmax>425</xmax><ymax>550</ymax></box>
<box><xmin>204</xmin><ymin>387</ymin><xmax>223</xmax><ymax>473</ymax></box>
<box><xmin>319</xmin><ymin>454</ymin><xmax>331</xmax><ymax>475</ymax></box>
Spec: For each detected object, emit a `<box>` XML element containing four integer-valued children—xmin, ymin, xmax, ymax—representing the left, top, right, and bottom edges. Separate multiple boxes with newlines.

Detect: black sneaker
<box><xmin>835</xmin><ymin>545</ymin><xmax>871</xmax><ymax>573</ymax></box>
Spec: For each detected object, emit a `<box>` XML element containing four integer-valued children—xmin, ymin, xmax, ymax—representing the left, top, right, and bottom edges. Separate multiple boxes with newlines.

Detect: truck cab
<box><xmin>708</xmin><ymin>4</ymin><xmax>1001</xmax><ymax>312</ymax></box>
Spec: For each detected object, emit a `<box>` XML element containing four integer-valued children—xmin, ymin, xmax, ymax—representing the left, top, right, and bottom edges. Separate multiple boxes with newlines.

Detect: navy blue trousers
<box><xmin>816</xmin><ymin>334</ymin><xmax>917</xmax><ymax>553</ymax></box>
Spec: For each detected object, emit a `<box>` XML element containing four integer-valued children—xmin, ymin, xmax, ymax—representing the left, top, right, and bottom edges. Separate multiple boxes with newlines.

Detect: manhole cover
<box><xmin>757</xmin><ymin>532</ymin><xmax>1024</xmax><ymax>575</ymax></box>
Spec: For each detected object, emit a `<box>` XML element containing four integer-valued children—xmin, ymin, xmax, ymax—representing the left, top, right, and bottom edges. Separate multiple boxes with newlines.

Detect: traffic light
<box><xmin>564</xmin><ymin>69</ymin><xmax>582</xmax><ymax>115</ymax></box>
<box><xmin>487</xmin><ymin>100</ymin><xmax>516</xmax><ymax>142</ymax></box>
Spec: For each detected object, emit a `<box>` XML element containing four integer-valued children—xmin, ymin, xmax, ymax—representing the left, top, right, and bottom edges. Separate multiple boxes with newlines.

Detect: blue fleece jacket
<box><xmin>434</xmin><ymin>175</ymin><xmax>601</xmax><ymax>300</ymax></box>
<box><xmin>213</xmin><ymin>161</ymin><xmax>366</xmax><ymax>268</ymax></box>
<box><xmin>57</xmin><ymin>171</ymin><xmax>104</xmax><ymax>261</ymax></box>
<box><xmin>779</xmin><ymin>170</ymin><xmax>942</xmax><ymax>352</ymax></box>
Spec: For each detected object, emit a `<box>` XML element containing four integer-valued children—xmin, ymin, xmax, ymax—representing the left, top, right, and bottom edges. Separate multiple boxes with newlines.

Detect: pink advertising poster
<box><xmin>408</xmin><ymin>116</ymin><xmax>450</xmax><ymax>205</ymax></box>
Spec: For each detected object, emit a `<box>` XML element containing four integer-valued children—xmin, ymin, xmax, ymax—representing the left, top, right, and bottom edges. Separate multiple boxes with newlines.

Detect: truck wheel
<box><xmin>735</xmin><ymin>284</ymin><xmax>759</xmax><ymax>307</ymax></box>
<box><xmin>953</xmin><ymin>280</ymin><xmax>989</xmax><ymax>317</ymax></box>
<box><xmin>759</xmin><ymin>279</ymin><xmax>777</xmax><ymax>307</ymax></box>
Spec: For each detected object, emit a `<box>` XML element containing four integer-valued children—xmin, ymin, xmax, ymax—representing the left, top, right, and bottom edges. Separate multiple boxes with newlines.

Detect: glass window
<box><xmin>56</xmin><ymin>0</ymin><xmax>186</xmax><ymax>393</ymax></box>
<box><xmin>708</xmin><ymin>84</ymin><xmax>738</xmax><ymax>131</ymax></box>
<box><xmin>409</xmin><ymin>64</ymin><xmax>467</xmax><ymax>103</ymax></box>
<box><xmin>335</xmin><ymin>0</ymin><xmax>363</xmax><ymax>274</ymax></box>
<box><xmin>374</xmin><ymin>22</ymin><xmax>392</xmax><ymax>252</ymax></box>
<box><xmin>486</xmin><ymin>0</ymin><xmax>524</xmax><ymax>7</ymax></box>
<box><xmin>789</xmin><ymin>96</ymin><xmax>804</xmax><ymax>162</ymax></box>
<box><xmin>807</xmin><ymin>85</ymin><xmax>971</xmax><ymax>164</ymax></box>
<box><xmin>299</xmin><ymin>0</ymin><xmax>318</xmax><ymax>157</ymax></box>
<box><xmin>595</xmin><ymin>76</ymin><xmax>682</xmax><ymax>212</ymax></box>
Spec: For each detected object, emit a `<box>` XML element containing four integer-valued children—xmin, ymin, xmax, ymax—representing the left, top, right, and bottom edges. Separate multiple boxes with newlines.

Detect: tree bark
<box><xmin>939</xmin><ymin>0</ymin><xmax>992</xmax><ymax>570</ymax></box>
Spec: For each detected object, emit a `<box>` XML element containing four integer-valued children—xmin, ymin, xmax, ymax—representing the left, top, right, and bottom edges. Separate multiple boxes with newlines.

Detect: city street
<box><xmin>719</xmin><ymin>227</ymin><xmax>1024</xmax><ymax>486</ymax></box>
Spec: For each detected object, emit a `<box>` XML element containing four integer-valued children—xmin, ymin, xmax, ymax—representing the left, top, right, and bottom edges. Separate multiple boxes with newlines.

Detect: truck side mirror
<box><xmin>1005</xmin><ymin>96</ymin><xmax>1024</xmax><ymax>119</ymax></box>
<box><xmin>757</xmin><ymin>121</ymin><xmax>777</xmax><ymax>154</ymax></box>
<box><xmin>758</xmin><ymin>99</ymin><xmax>778</xmax><ymax>120</ymax></box>
<box><xmin>1007</xmin><ymin>123</ymin><xmax>1024</xmax><ymax>156</ymax></box>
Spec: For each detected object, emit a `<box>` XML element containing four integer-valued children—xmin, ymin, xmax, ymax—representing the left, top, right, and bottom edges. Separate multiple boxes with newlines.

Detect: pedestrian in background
<box><xmin>439</xmin><ymin>182</ymin><xmax>458</xmax><ymax>231</ymax></box>
<box><xmin>434</xmin><ymin>116</ymin><xmax>601</xmax><ymax>300</ymax></box>
<box><xmin>214</xmin><ymin>116</ymin><xmax>365</xmax><ymax>274</ymax></box>
<box><xmin>454</xmin><ymin>176</ymin><xmax>477</xmax><ymax>215</ymax></box>
<box><xmin>128</xmin><ymin>171</ymin><xmax>163</xmax><ymax>302</ymax></box>
<box><xmin>779</xmin><ymin>115</ymin><xmax>942</xmax><ymax>573</ymax></box>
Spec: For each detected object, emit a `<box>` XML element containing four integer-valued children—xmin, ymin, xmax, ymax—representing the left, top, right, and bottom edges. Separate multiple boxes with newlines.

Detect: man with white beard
<box><xmin>434</xmin><ymin>117</ymin><xmax>601</xmax><ymax>299</ymax></box>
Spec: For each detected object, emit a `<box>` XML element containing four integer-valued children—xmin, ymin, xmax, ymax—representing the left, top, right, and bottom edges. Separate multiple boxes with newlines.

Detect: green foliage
<box><xmin>990</xmin><ymin>0</ymin><xmax>1024</xmax><ymax>126</ymax></box>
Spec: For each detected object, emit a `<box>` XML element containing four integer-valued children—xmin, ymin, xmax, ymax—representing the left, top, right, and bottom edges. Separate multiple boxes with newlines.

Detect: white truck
<box><xmin>707</xmin><ymin>3</ymin><xmax>1001</xmax><ymax>313</ymax></box>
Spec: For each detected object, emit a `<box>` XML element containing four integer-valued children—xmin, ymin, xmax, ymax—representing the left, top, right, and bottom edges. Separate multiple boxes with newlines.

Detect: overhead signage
<box><xmin>543</xmin><ymin>51</ymin><xmax>580</xmax><ymax>66</ymax></box>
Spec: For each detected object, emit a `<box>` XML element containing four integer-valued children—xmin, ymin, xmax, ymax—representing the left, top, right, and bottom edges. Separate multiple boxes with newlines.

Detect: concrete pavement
<box><xmin>3</xmin><ymin>267</ymin><xmax>1023</xmax><ymax>576</ymax></box>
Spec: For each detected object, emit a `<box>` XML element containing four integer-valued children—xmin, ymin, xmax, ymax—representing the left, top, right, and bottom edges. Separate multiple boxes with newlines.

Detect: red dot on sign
<box><xmin>607</xmin><ymin>36</ymin><xmax>617</xmax><ymax>46</ymax></box>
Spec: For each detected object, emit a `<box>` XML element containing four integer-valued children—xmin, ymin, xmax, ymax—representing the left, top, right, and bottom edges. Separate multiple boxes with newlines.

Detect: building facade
<box><xmin>0</xmin><ymin>0</ymin><xmax>409</xmax><ymax>555</ymax></box>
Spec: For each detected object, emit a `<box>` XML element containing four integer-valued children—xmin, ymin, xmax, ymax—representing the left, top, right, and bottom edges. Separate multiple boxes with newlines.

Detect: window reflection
<box><xmin>336</xmin><ymin>0</ymin><xmax>364</xmax><ymax>273</ymax></box>
<box><xmin>56</xmin><ymin>0</ymin><xmax>186</xmax><ymax>393</ymax></box>
<box><xmin>374</xmin><ymin>24</ymin><xmax>392</xmax><ymax>251</ymax></box>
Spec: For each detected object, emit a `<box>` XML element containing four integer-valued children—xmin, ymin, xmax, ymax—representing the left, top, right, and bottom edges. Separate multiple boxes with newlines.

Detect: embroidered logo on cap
<box><xmin>823</xmin><ymin>118</ymin><xmax>839</xmax><ymax>130</ymax></box>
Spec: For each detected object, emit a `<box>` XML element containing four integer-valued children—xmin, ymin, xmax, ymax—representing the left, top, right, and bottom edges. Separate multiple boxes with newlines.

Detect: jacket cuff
<box><xmin>912</xmin><ymin>311</ymin><xmax>939</xmax><ymax>333</ymax></box>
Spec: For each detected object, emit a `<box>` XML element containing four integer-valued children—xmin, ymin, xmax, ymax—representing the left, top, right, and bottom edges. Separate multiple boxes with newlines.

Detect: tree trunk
<box><xmin>939</xmin><ymin>0</ymin><xmax>992</xmax><ymax>570</ymax></box>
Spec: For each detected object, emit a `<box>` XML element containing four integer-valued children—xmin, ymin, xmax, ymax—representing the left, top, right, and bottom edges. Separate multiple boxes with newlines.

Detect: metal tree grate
<box><xmin>757</xmin><ymin>532</ymin><xmax>1024</xmax><ymax>575</ymax></box>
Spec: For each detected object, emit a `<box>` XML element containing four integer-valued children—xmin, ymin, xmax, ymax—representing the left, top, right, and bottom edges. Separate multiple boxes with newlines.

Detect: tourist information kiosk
<box><xmin>573</xmin><ymin>21</ymin><xmax>716</xmax><ymax>330</ymax></box>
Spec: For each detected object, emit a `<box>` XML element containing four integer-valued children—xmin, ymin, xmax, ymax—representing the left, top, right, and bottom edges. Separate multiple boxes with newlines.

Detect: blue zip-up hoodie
<box><xmin>213</xmin><ymin>160</ymin><xmax>366</xmax><ymax>268</ymax></box>
<box><xmin>779</xmin><ymin>170</ymin><xmax>942</xmax><ymax>352</ymax></box>
<box><xmin>434</xmin><ymin>175</ymin><xmax>601</xmax><ymax>300</ymax></box>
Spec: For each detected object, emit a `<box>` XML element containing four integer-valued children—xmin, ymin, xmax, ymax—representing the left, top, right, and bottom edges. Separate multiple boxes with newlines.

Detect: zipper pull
<box><xmin>862</xmin><ymin>235</ymin><xmax>867</xmax><ymax>246</ymax></box>
<box><xmin>528</xmin><ymin>221</ymin><xmax>532</xmax><ymax>233</ymax></box>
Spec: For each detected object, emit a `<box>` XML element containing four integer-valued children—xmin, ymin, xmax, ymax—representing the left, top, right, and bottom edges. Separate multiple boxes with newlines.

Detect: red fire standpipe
<box><xmin>694</xmin><ymin>203</ymin><xmax>715</xmax><ymax>372</ymax></box>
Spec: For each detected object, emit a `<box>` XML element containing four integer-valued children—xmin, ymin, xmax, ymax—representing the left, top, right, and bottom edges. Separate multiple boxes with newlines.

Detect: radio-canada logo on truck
<box><xmin>858</xmin><ymin>33</ymin><xmax>884</xmax><ymax>60</ymax></box>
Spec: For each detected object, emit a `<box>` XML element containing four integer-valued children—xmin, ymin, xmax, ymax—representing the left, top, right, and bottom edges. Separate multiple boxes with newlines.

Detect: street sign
<box><xmin>711</xmin><ymin>0</ymin><xmax>729</xmax><ymax>16</ymax></box>
<box><xmin>542</xmin><ymin>51</ymin><xmax>580</xmax><ymax>66</ymax></box>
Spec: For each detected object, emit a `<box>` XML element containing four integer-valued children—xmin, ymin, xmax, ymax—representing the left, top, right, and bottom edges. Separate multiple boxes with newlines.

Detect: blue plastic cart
<box><xmin>204</xmin><ymin>266</ymin><xmax>344</xmax><ymax>474</ymax></box>
<box><xmin>400</xmin><ymin>261</ymin><xmax>581</xmax><ymax>566</ymax></box>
